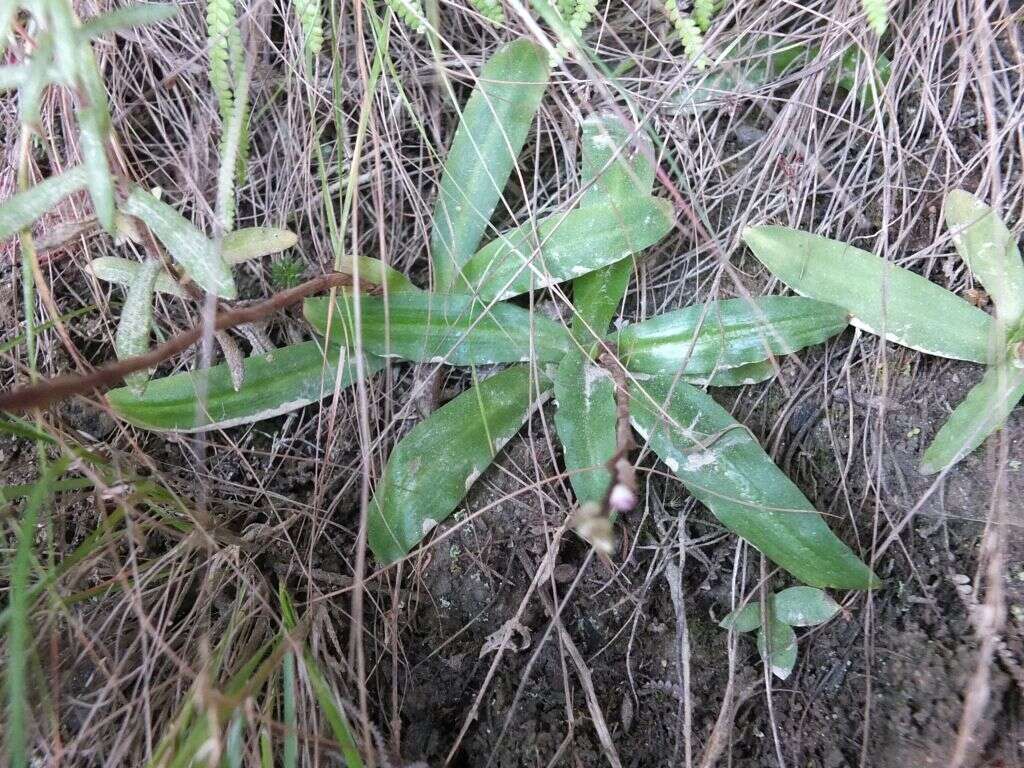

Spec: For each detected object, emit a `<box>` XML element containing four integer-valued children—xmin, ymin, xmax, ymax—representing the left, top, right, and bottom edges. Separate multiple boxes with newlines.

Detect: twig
<box><xmin>0</xmin><ymin>272</ymin><xmax>355</xmax><ymax>413</ymax></box>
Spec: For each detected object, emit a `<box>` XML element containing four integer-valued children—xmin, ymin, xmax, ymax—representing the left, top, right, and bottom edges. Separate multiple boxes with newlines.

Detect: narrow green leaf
<box><xmin>86</xmin><ymin>256</ymin><xmax>185</xmax><ymax>297</ymax></box>
<box><xmin>431</xmin><ymin>40</ymin><xmax>551</xmax><ymax>291</ymax></box>
<box><xmin>757</xmin><ymin>617</ymin><xmax>797</xmax><ymax>680</ymax></box>
<box><xmin>460</xmin><ymin>197</ymin><xmax>674</xmax><ymax>301</ymax></box>
<box><xmin>303</xmin><ymin>292</ymin><xmax>572</xmax><ymax>365</ymax></box>
<box><xmin>0</xmin><ymin>166</ymin><xmax>88</xmax><ymax>243</ymax></box>
<box><xmin>719</xmin><ymin>600</ymin><xmax>762</xmax><ymax>632</ymax></box>
<box><xmin>78</xmin><ymin>107</ymin><xmax>117</xmax><ymax>234</ymax></box>
<box><xmin>304</xmin><ymin>659</ymin><xmax>365</xmax><ymax>768</ymax></box>
<box><xmin>282</xmin><ymin>650</ymin><xmax>298</xmax><ymax>768</ymax></box>
<box><xmin>743</xmin><ymin>226</ymin><xmax>994</xmax><ymax>363</ymax></box>
<box><xmin>114</xmin><ymin>258</ymin><xmax>162</xmax><ymax>394</ymax></box>
<box><xmin>79</xmin><ymin>3</ymin><xmax>179</xmax><ymax>39</ymax></box>
<box><xmin>122</xmin><ymin>187</ymin><xmax>237</xmax><ymax>299</ymax></box>
<box><xmin>615</xmin><ymin>297</ymin><xmax>848</xmax><ymax>376</ymax></box>
<box><xmin>630</xmin><ymin>375</ymin><xmax>878</xmax><ymax>589</ymax></box>
<box><xmin>920</xmin><ymin>363</ymin><xmax>1024</xmax><ymax>474</ymax></box>
<box><xmin>553</xmin><ymin>352</ymin><xmax>617</xmax><ymax>506</ymax></box>
<box><xmin>222</xmin><ymin>227</ymin><xmax>298</xmax><ymax>264</ymax></box>
<box><xmin>682</xmin><ymin>360</ymin><xmax>776</xmax><ymax>387</ymax></box>
<box><xmin>107</xmin><ymin>341</ymin><xmax>383</xmax><ymax>432</ymax></box>
<box><xmin>945</xmin><ymin>189</ymin><xmax>1024</xmax><ymax>325</ymax></box>
<box><xmin>773</xmin><ymin>586</ymin><xmax>841</xmax><ymax>627</ymax></box>
<box><xmin>572</xmin><ymin>113</ymin><xmax>656</xmax><ymax>340</ymax></box>
<box><xmin>338</xmin><ymin>254</ymin><xmax>419</xmax><ymax>293</ymax></box>
<box><xmin>18</xmin><ymin>33</ymin><xmax>54</xmax><ymax>127</ymax></box>
<box><xmin>225</xmin><ymin>713</ymin><xmax>245</xmax><ymax>768</ymax></box>
<box><xmin>368</xmin><ymin>366</ymin><xmax>545</xmax><ymax>563</ymax></box>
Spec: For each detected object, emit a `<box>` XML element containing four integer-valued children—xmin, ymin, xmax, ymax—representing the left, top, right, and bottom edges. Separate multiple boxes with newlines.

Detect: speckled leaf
<box><xmin>303</xmin><ymin>292</ymin><xmax>571</xmax><ymax>365</ymax></box>
<box><xmin>114</xmin><ymin>258</ymin><xmax>162</xmax><ymax>394</ymax></box>
<box><xmin>107</xmin><ymin>341</ymin><xmax>382</xmax><ymax>432</ymax></box>
<box><xmin>944</xmin><ymin>190</ymin><xmax>1024</xmax><ymax>325</ymax></box>
<box><xmin>123</xmin><ymin>187</ymin><xmax>237</xmax><ymax>299</ymax></box>
<box><xmin>615</xmin><ymin>297</ymin><xmax>847</xmax><ymax>376</ymax></box>
<box><xmin>719</xmin><ymin>601</ymin><xmax>762</xmax><ymax>632</ymax></box>
<box><xmin>368</xmin><ymin>366</ymin><xmax>546</xmax><ymax>563</ymax></box>
<box><xmin>86</xmin><ymin>256</ymin><xmax>185</xmax><ymax>297</ymax></box>
<box><xmin>630</xmin><ymin>375</ymin><xmax>878</xmax><ymax>589</ymax></box>
<box><xmin>757</xmin><ymin>617</ymin><xmax>797</xmax><ymax>680</ymax></box>
<box><xmin>773</xmin><ymin>586</ymin><xmax>840</xmax><ymax>627</ymax></box>
<box><xmin>554</xmin><ymin>352</ymin><xmax>617</xmax><ymax>506</ymax></box>
<box><xmin>78</xmin><ymin>106</ymin><xmax>116</xmax><ymax>234</ymax></box>
<box><xmin>681</xmin><ymin>360</ymin><xmax>776</xmax><ymax>387</ymax></box>
<box><xmin>0</xmin><ymin>166</ymin><xmax>87</xmax><ymax>243</ymax></box>
<box><xmin>920</xmin><ymin>363</ymin><xmax>1024</xmax><ymax>474</ymax></box>
<box><xmin>222</xmin><ymin>227</ymin><xmax>298</xmax><ymax>264</ymax></box>
<box><xmin>431</xmin><ymin>40</ymin><xmax>550</xmax><ymax>292</ymax></box>
<box><xmin>743</xmin><ymin>226</ymin><xmax>993</xmax><ymax>363</ymax></box>
<box><xmin>460</xmin><ymin>197</ymin><xmax>674</xmax><ymax>301</ymax></box>
<box><xmin>572</xmin><ymin>114</ymin><xmax>656</xmax><ymax>340</ymax></box>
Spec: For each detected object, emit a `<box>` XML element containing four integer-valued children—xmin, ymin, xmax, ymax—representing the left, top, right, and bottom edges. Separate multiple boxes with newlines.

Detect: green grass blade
<box><xmin>460</xmin><ymin>197</ymin><xmax>673</xmax><ymax>301</ymax></box>
<box><xmin>282</xmin><ymin>650</ymin><xmax>298</xmax><ymax>768</ymax></box>
<box><xmin>114</xmin><ymin>258</ymin><xmax>161</xmax><ymax>394</ymax></box>
<box><xmin>107</xmin><ymin>341</ymin><xmax>383</xmax><ymax>431</ymax></box>
<box><xmin>304</xmin><ymin>657</ymin><xmax>364</xmax><ymax>767</ymax></box>
<box><xmin>743</xmin><ymin>226</ymin><xmax>994</xmax><ymax>363</ymax></box>
<box><xmin>615</xmin><ymin>297</ymin><xmax>847</xmax><ymax>376</ymax></box>
<box><xmin>0</xmin><ymin>166</ymin><xmax>88</xmax><ymax>243</ymax></box>
<box><xmin>757</xmin><ymin>616</ymin><xmax>797</xmax><ymax>680</ymax></box>
<box><xmin>79</xmin><ymin>3</ymin><xmax>178</xmax><ymax>39</ymax></box>
<box><xmin>572</xmin><ymin>113</ymin><xmax>656</xmax><ymax>340</ymax></box>
<box><xmin>430</xmin><ymin>40</ymin><xmax>550</xmax><ymax>292</ymax></box>
<box><xmin>945</xmin><ymin>189</ymin><xmax>1024</xmax><ymax>326</ymax></box>
<box><xmin>86</xmin><ymin>256</ymin><xmax>185</xmax><ymax>297</ymax></box>
<box><xmin>773</xmin><ymin>586</ymin><xmax>840</xmax><ymax>627</ymax></box>
<box><xmin>630</xmin><ymin>375</ymin><xmax>878</xmax><ymax>589</ymax></box>
<box><xmin>303</xmin><ymin>292</ymin><xmax>572</xmax><ymax>365</ymax></box>
<box><xmin>553</xmin><ymin>352</ymin><xmax>617</xmax><ymax>506</ymax></box>
<box><xmin>920</xmin><ymin>363</ymin><xmax>1024</xmax><ymax>474</ymax></box>
<box><xmin>368</xmin><ymin>366</ymin><xmax>545</xmax><ymax>563</ymax></box>
<box><xmin>122</xmin><ymin>187</ymin><xmax>237</xmax><ymax>299</ymax></box>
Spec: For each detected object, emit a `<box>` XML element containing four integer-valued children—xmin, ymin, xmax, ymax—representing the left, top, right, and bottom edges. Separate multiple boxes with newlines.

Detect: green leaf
<box><xmin>773</xmin><ymin>586</ymin><xmax>841</xmax><ymax>626</ymax></box>
<box><xmin>107</xmin><ymin>341</ymin><xmax>382</xmax><ymax>432</ymax></box>
<box><xmin>630</xmin><ymin>375</ymin><xmax>878</xmax><ymax>589</ymax></box>
<box><xmin>553</xmin><ymin>352</ymin><xmax>617</xmax><ymax>506</ymax></box>
<box><xmin>114</xmin><ymin>258</ymin><xmax>162</xmax><ymax>394</ymax></box>
<box><xmin>920</xmin><ymin>363</ymin><xmax>1024</xmax><ymax>474</ymax></box>
<box><xmin>122</xmin><ymin>187</ymin><xmax>237</xmax><ymax>299</ymax></box>
<box><xmin>78</xmin><ymin>3</ymin><xmax>179</xmax><ymax>38</ymax></box>
<box><xmin>460</xmin><ymin>197</ymin><xmax>674</xmax><ymax>301</ymax></box>
<box><xmin>303</xmin><ymin>292</ymin><xmax>572</xmax><ymax>365</ymax></box>
<box><xmin>743</xmin><ymin>226</ymin><xmax>994</xmax><ymax>363</ymax></box>
<box><xmin>431</xmin><ymin>40</ymin><xmax>551</xmax><ymax>292</ymax></box>
<box><xmin>682</xmin><ymin>360</ymin><xmax>776</xmax><ymax>387</ymax></box>
<box><xmin>757</xmin><ymin>616</ymin><xmax>797</xmax><ymax>680</ymax></box>
<box><xmin>368</xmin><ymin>366</ymin><xmax>545</xmax><ymax>563</ymax></box>
<box><xmin>78</xmin><ymin>106</ymin><xmax>117</xmax><ymax>234</ymax></box>
<box><xmin>18</xmin><ymin>33</ymin><xmax>54</xmax><ymax>127</ymax></box>
<box><xmin>719</xmin><ymin>601</ymin><xmax>762</xmax><ymax>632</ymax></box>
<box><xmin>835</xmin><ymin>47</ymin><xmax>891</xmax><ymax>107</ymax></box>
<box><xmin>0</xmin><ymin>65</ymin><xmax>28</xmax><ymax>91</ymax></box>
<box><xmin>572</xmin><ymin>113</ymin><xmax>656</xmax><ymax>340</ymax></box>
<box><xmin>86</xmin><ymin>256</ymin><xmax>185</xmax><ymax>297</ymax></box>
<box><xmin>615</xmin><ymin>297</ymin><xmax>848</xmax><ymax>376</ymax></box>
<box><xmin>338</xmin><ymin>254</ymin><xmax>419</xmax><ymax>293</ymax></box>
<box><xmin>0</xmin><ymin>166</ymin><xmax>88</xmax><ymax>243</ymax></box>
<box><xmin>222</xmin><ymin>227</ymin><xmax>298</xmax><ymax>264</ymax></box>
<box><xmin>944</xmin><ymin>189</ymin><xmax>1024</xmax><ymax>326</ymax></box>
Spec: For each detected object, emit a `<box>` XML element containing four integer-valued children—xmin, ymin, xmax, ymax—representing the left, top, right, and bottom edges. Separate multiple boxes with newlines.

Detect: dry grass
<box><xmin>2</xmin><ymin>0</ymin><xmax>1023</xmax><ymax>765</ymax></box>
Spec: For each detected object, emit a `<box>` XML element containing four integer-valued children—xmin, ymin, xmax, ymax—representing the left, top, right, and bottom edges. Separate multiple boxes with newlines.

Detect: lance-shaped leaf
<box><xmin>222</xmin><ymin>227</ymin><xmax>298</xmax><ymax>264</ymax></box>
<box><xmin>630</xmin><ymin>375</ymin><xmax>878</xmax><ymax>589</ymax></box>
<box><xmin>920</xmin><ymin>363</ymin><xmax>1024</xmax><ymax>474</ymax></box>
<box><xmin>572</xmin><ymin>113</ymin><xmax>656</xmax><ymax>340</ymax></box>
<box><xmin>615</xmin><ymin>297</ymin><xmax>848</xmax><ymax>376</ymax></box>
<box><xmin>303</xmin><ymin>292</ymin><xmax>572</xmax><ymax>365</ymax></box>
<box><xmin>682</xmin><ymin>360</ymin><xmax>776</xmax><ymax>387</ymax></box>
<box><xmin>431</xmin><ymin>40</ymin><xmax>550</xmax><ymax>292</ymax></box>
<box><xmin>86</xmin><ymin>256</ymin><xmax>185</xmax><ymax>296</ymax></box>
<box><xmin>774</xmin><ymin>586</ymin><xmax>841</xmax><ymax>626</ymax></box>
<box><xmin>107</xmin><ymin>342</ymin><xmax>382</xmax><ymax>432</ymax></box>
<box><xmin>757</xmin><ymin>616</ymin><xmax>797</xmax><ymax>680</ymax></box>
<box><xmin>554</xmin><ymin>352</ymin><xmax>617</xmax><ymax>506</ymax></box>
<box><xmin>0</xmin><ymin>166</ymin><xmax>88</xmax><ymax>243</ymax></box>
<box><xmin>460</xmin><ymin>197</ymin><xmax>674</xmax><ymax>301</ymax></box>
<box><xmin>336</xmin><ymin>254</ymin><xmax>419</xmax><ymax>294</ymax></box>
<box><xmin>368</xmin><ymin>366</ymin><xmax>546</xmax><ymax>563</ymax></box>
<box><xmin>78</xmin><ymin>106</ymin><xmax>117</xmax><ymax>234</ymax></box>
<box><xmin>743</xmin><ymin>226</ymin><xmax>993</xmax><ymax>363</ymax></box>
<box><xmin>122</xmin><ymin>187</ymin><xmax>237</xmax><ymax>299</ymax></box>
<box><xmin>945</xmin><ymin>189</ymin><xmax>1024</xmax><ymax>325</ymax></box>
<box><xmin>114</xmin><ymin>258</ymin><xmax>162</xmax><ymax>394</ymax></box>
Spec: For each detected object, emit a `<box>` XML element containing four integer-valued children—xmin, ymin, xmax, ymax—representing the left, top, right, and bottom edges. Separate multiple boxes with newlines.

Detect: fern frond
<box><xmin>692</xmin><ymin>0</ymin><xmax>714</xmax><ymax>31</ymax></box>
<box><xmin>555</xmin><ymin>0</ymin><xmax>575</xmax><ymax>20</ymax></box>
<box><xmin>385</xmin><ymin>0</ymin><xmax>426</xmax><ymax>33</ymax></box>
<box><xmin>206</xmin><ymin>0</ymin><xmax>236</xmax><ymax>126</ymax></box>
<box><xmin>294</xmin><ymin>0</ymin><xmax>323</xmax><ymax>58</ymax></box>
<box><xmin>568</xmin><ymin>0</ymin><xmax>597</xmax><ymax>37</ymax></box>
<box><xmin>468</xmin><ymin>0</ymin><xmax>505</xmax><ymax>24</ymax></box>
<box><xmin>663</xmin><ymin>0</ymin><xmax>707</xmax><ymax>69</ymax></box>
<box><xmin>862</xmin><ymin>0</ymin><xmax>887</xmax><ymax>35</ymax></box>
